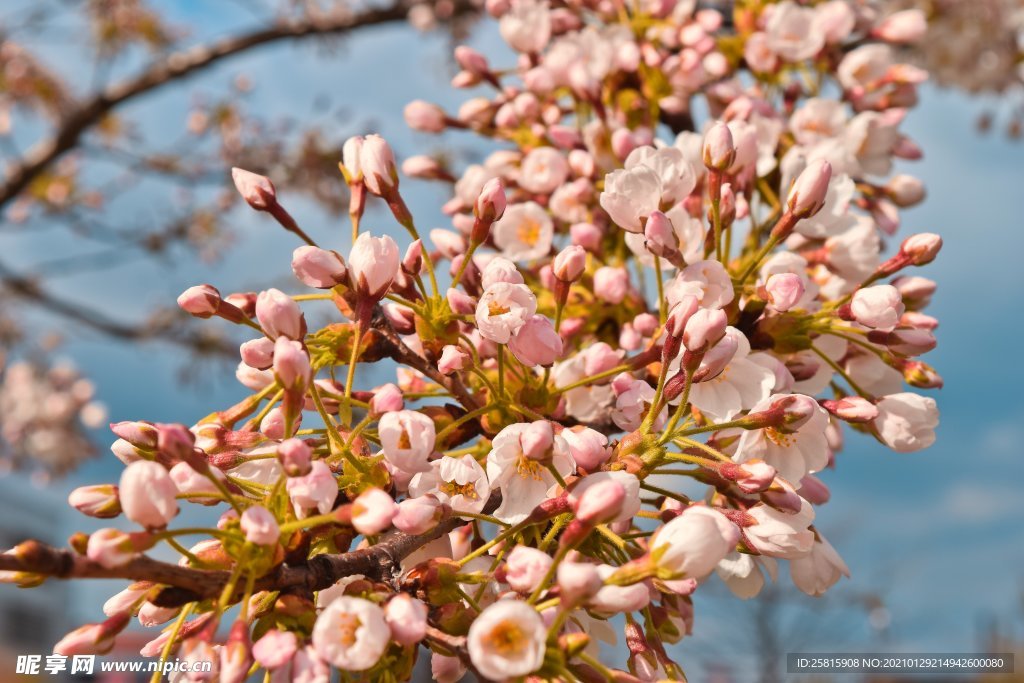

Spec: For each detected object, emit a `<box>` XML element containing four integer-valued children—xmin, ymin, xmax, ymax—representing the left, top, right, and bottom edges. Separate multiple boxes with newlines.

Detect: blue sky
<box><xmin>4</xmin><ymin>2</ymin><xmax>1023</xmax><ymax>674</ymax></box>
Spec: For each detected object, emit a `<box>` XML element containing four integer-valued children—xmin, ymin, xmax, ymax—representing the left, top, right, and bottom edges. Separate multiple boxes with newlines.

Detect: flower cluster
<box><xmin>8</xmin><ymin>0</ymin><xmax>944</xmax><ymax>680</ymax></box>
<box><xmin>0</xmin><ymin>358</ymin><xmax>107</xmax><ymax>478</ymax></box>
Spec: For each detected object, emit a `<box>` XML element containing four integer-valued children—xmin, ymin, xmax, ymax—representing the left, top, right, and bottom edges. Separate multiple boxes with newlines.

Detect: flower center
<box><xmin>440</xmin><ymin>480</ymin><xmax>479</xmax><ymax>500</ymax></box>
<box><xmin>488</xmin><ymin>300</ymin><xmax>511</xmax><ymax>317</ymax></box>
<box><xmin>765</xmin><ymin>427</ymin><xmax>795</xmax><ymax>448</ymax></box>
<box><xmin>517</xmin><ymin>219</ymin><xmax>541</xmax><ymax>246</ymax></box>
<box><xmin>516</xmin><ymin>455</ymin><xmax>545</xmax><ymax>480</ymax></box>
<box><xmin>337</xmin><ymin>613</ymin><xmax>362</xmax><ymax>648</ymax></box>
<box><xmin>397</xmin><ymin>428</ymin><xmax>412</xmax><ymax>450</ymax></box>
<box><xmin>484</xmin><ymin>620</ymin><xmax>528</xmax><ymax>657</ymax></box>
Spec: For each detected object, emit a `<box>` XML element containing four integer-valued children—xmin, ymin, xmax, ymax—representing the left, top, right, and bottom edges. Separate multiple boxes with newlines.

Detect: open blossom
<box><xmin>475</xmin><ymin>282</ymin><xmax>537</xmax><ymax>343</ymax></box>
<box><xmin>487</xmin><ymin>422</ymin><xmax>574</xmax><ymax>523</ymax></box>
<box><xmin>790</xmin><ymin>534</ymin><xmax>850</xmax><ymax>596</ymax></box>
<box><xmin>599</xmin><ymin>164</ymin><xmax>662</xmax><ymax>232</ymax></box>
<box><xmin>766</xmin><ymin>1</ymin><xmax>825</xmax><ymax>62</ymax></box>
<box><xmin>379</xmin><ymin>410</ymin><xmax>436</xmax><ymax>473</ymax></box>
<box><xmin>650</xmin><ymin>506</ymin><xmax>740</xmax><ymax>579</ymax></box>
<box><xmin>467</xmin><ymin>600</ymin><xmax>546</xmax><ymax>680</ymax></box>
<box><xmin>312</xmin><ymin>597</ymin><xmax>390</xmax><ymax>671</ymax></box>
<box><xmin>285</xmin><ymin>461</ymin><xmax>336</xmax><ymax>517</ymax></box>
<box><xmin>745</xmin><ymin>499</ymin><xmax>816</xmax><ymax>558</ymax></box>
<box><xmin>734</xmin><ymin>394</ymin><xmax>830</xmax><ymax>482</ymax></box>
<box><xmin>492</xmin><ymin>201</ymin><xmax>554</xmax><ymax>261</ymax></box>
<box><xmin>873</xmin><ymin>392</ymin><xmax>939</xmax><ymax>452</ymax></box>
<box><xmin>409</xmin><ymin>454</ymin><xmax>490</xmax><ymax>514</ymax></box>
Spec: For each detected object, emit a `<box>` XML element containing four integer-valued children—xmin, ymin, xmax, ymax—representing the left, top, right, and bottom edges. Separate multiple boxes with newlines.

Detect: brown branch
<box><xmin>0</xmin><ymin>0</ymin><xmax>475</xmax><ymax>212</ymax></box>
<box><xmin>0</xmin><ymin>494</ymin><xmax>499</xmax><ymax>608</ymax></box>
<box><xmin>0</xmin><ymin>263</ymin><xmax>236</xmax><ymax>357</ymax></box>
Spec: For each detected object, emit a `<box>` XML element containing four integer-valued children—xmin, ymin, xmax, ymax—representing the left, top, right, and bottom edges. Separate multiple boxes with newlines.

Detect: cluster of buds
<box><xmin>12</xmin><ymin>1</ymin><xmax>947</xmax><ymax>680</ymax></box>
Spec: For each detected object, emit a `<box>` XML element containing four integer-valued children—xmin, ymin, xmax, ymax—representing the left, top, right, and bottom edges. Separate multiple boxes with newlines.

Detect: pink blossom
<box><xmin>255</xmin><ymin>288</ymin><xmax>303</xmax><ymax>340</ymax></box>
<box><xmin>351</xmin><ymin>487</ymin><xmax>397</xmax><ymax>535</ymax></box>
<box><xmin>385</xmin><ymin>594</ymin><xmax>429</xmax><ymax>646</ymax></box>
<box><xmin>241</xmin><ymin>505</ymin><xmax>280</xmax><ymax>545</ymax></box>
<box><xmin>509</xmin><ymin>314</ymin><xmax>562</xmax><ymax>367</ymax></box>
<box><xmin>120</xmin><ymin>461</ymin><xmax>178</xmax><ymax>529</ymax></box>
<box><xmin>349</xmin><ymin>232</ymin><xmax>400</xmax><ymax>300</ymax></box>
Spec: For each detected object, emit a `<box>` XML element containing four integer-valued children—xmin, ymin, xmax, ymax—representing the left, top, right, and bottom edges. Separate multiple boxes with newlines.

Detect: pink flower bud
<box><xmin>702</xmin><ymin>122</ymin><xmax>736</xmax><ymax>171</ymax></box>
<box><xmin>764</xmin><ymin>272</ymin><xmax>804</xmax><ymax>312</ymax></box>
<box><xmin>278</xmin><ymin>438</ymin><xmax>312</xmax><ymax>477</ymax></box>
<box><xmin>690</xmin><ymin>332</ymin><xmax>738</xmax><ymax>383</ymax></box>
<box><xmin>285</xmin><ymin>460</ymin><xmax>337</xmax><ymax>517</ymax></box>
<box><xmin>570</xmin><ymin>222</ymin><xmax>603</xmax><ymax>251</ymax></box>
<box><xmin>869</xmin><ymin>327</ymin><xmax>937</xmax><ymax>356</ymax></box>
<box><xmin>393</xmin><ymin>495</ymin><xmax>445</xmax><ymax>535</ymax></box>
<box><xmin>220</xmin><ymin>621</ymin><xmax>253</xmax><ymax>683</ymax></box>
<box><xmin>341</xmin><ymin>136</ymin><xmax>364</xmax><ymax>183</ymax></box>
<box><xmin>446</xmin><ymin>288</ymin><xmax>476</xmax><ymax>316</ymax></box>
<box><xmin>666</xmin><ymin>295</ymin><xmax>699</xmax><ymax>338</ymax></box>
<box><xmin>584</xmin><ymin>342</ymin><xmax>622</xmax><ymax>377</ymax></box>
<box><xmin>474</xmin><ymin>177</ymin><xmax>507</xmax><ymax>227</ymax></box>
<box><xmin>120</xmin><ymin>461</ymin><xmax>178</xmax><ymax>529</ymax></box>
<box><xmin>54</xmin><ymin>613</ymin><xmax>129</xmax><ymax>656</ymax></box>
<box><xmin>352</xmin><ymin>487</ymin><xmax>397</xmax><ymax>535</ymax></box>
<box><xmin>68</xmin><ymin>484</ymin><xmax>121</xmax><ymax>519</ymax></box>
<box><xmin>403</xmin><ymin>155</ymin><xmax>446</xmax><ymax>179</ymax></box>
<box><xmin>504</xmin><ymin>545</ymin><xmax>554</xmax><ymax>594</ymax></box>
<box><xmin>455</xmin><ymin>45</ymin><xmax>490</xmax><ymax>75</ymax></box>
<box><xmin>481</xmin><ymin>256</ymin><xmax>524</xmax><ymax>288</ymax></box>
<box><xmin>156</xmin><ymin>422</ymin><xmax>195</xmax><ymax>462</ymax></box>
<box><xmin>349</xmin><ymin>232</ymin><xmax>400</xmax><ymax>301</ymax></box>
<box><xmin>438</xmin><ymin>344</ymin><xmax>470</xmax><ymax>375</ymax></box>
<box><xmin>900</xmin><ymin>232</ymin><xmax>942</xmax><ymax>266</ymax></box>
<box><xmin>643</xmin><ymin>210</ymin><xmax>678</xmax><ymax>258</ymax></box>
<box><xmin>719</xmin><ymin>459</ymin><xmax>776</xmax><ymax>493</ymax></box>
<box><xmin>557</xmin><ymin>560</ymin><xmax>602</xmax><ymax>604</ymax></box>
<box><xmin>508</xmin><ymin>315</ymin><xmax>563</xmax><ymax>367</ymax></box>
<box><xmin>821</xmin><ymin>396</ymin><xmax>879</xmax><ymax>423</ymax></box>
<box><xmin>177</xmin><ymin>284</ymin><xmax>221</xmax><ymax>318</ymax></box>
<box><xmin>573</xmin><ymin>477</ymin><xmax>626</xmax><ymax>525</ymax></box>
<box><xmin>798</xmin><ymin>474</ymin><xmax>831</xmax><ymax>505</ymax></box>
<box><xmin>273</xmin><ymin>337</ymin><xmax>311</xmax><ymax>391</ymax></box>
<box><xmin>403</xmin><ymin>239</ymin><xmax>424</xmax><ymax>274</ymax></box>
<box><xmin>520</xmin><ymin>420</ymin><xmax>555</xmax><ymax>461</ymax></box>
<box><xmin>255</xmin><ymin>288</ymin><xmax>304</xmax><ymax>340</ymax></box>
<box><xmin>241</xmin><ymin>505</ymin><xmax>280</xmax><ymax>545</ymax></box>
<box><xmin>553</xmin><ymin>245</ymin><xmax>587</xmax><ymax>283</ymax></box>
<box><xmin>885</xmin><ymin>174</ymin><xmax>925</xmax><ymax>207</ymax></box>
<box><xmin>87</xmin><ymin>528</ymin><xmax>142</xmax><ymax>568</ymax></box>
<box><xmin>370</xmin><ymin>383</ymin><xmax>405</xmax><ymax>415</ymax></box>
<box><xmin>110</xmin><ymin>421</ymin><xmax>158</xmax><ymax>450</ymax></box>
<box><xmin>404</xmin><ymin>100</ymin><xmax>448</xmax><ymax>133</ymax></box>
<box><xmin>385</xmin><ymin>594</ymin><xmax>429</xmax><ymax>646</ymax></box>
<box><xmin>633</xmin><ymin>313</ymin><xmax>659</xmax><ymax>337</ymax></box>
<box><xmin>561</xmin><ymin>427</ymin><xmax>609</xmax><ymax>471</ymax></box>
<box><xmin>787</xmin><ymin>159</ymin><xmax>832</xmax><ymax>218</ymax></box>
<box><xmin>850</xmin><ymin>284</ymin><xmax>905</xmax><ymax>329</ymax></box>
<box><xmin>593</xmin><ymin>266</ymin><xmax>630</xmax><ymax>304</ymax></box>
<box><xmin>292</xmin><ymin>246</ymin><xmax>347</xmax><ymax>289</ymax></box>
<box><xmin>231</xmin><ymin>167</ymin><xmax>276</xmax><ymax>211</ymax></box>
<box><xmin>253</xmin><ymin>629</ymin><xmax>298</xmax><ymax>670</ymax></box>
<box><xmin>872</xmin><ymin>9</ymin><xmax>927</xmax><ymax>43</ymax></box>
<box><xmin>239</xmin><ymin>337</ymin><xmax>274</xmax><ymax>370</ymax></box>
<box><xmin>683</xmin><ymin>308</ymin><xmax>728</xmax><ymax>352</ymax></box>
<box><xmin>359</xmin><ymin>134</ymin><xmax>399</xmax><ymax>196</ymax></box>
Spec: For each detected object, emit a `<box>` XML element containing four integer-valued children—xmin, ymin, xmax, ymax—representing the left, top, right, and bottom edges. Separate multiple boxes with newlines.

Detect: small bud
<box><xmin>393</xmin><ymin>495</ymin><xmax>445</xmax><ymax>535</ymax></box>
<box><xmin>764</xmin><ymin>272</ymin><xmax>805</xmax><ymax>312</ymax></box>
<box><xmin>291</xmin><ymin>246</ymin><xmax>347</xmax><ymax>289</ymax></box>
<box><xmin>351</xmin><ymin>488</ymin><xmax>397</xmax><ymax>536</ymax></box>
<box><xmin>370</xmin><ymin>383</ymin><xmax>405</xmax><ymax>415</ymax></box>
<box><xmin>438</xmin><ymin>345</ymin><xmax>470</xmax><ymax>375</ymax></box>
<box><xmin>241</xmin><ymin>505</ymin><xmax>281</xmax><ymax>545</ymax></box>
<box><xmin>359</xmin><ymin>134</ymin><xmax>399</xmax><ymax>196</ymax></box>
<box><xmin>521</xmin><ymin>421</ymin><xmax>555</xmax><ymax>461</ymax></box>
<box><xmin>702</xmin><ymin>122</ymin><xmax>735</xmax><ymax>171</ymax></box>
<box><xmin>900</xmin><ymin>232</ymin><xmax>942</xmax><ymax>266</ymax></box>
<box><xmin>553</xmin><ymin>245</ymin><xmax>587</xmax><ymax>283</ymax></box>
<box><xmin>231</xmin><ymin>167</ymin><xmax>276</xmax><ymax>211</ymax></box>
<box><xmin>404</xmin><ymin>100</ymin><xmax>448</xmax><ymax>133</ymax></box>
<box><xmin>68</xmin><ymin>485</ymin><xmax>121</xmax><ymax>519</ymax></box>
<box><xmin>787</xmin><ymin>159</ymin><xmax>832</xmax><ymax>219</ymax></box>
<box><xmin>821</xmin><ymin>396</ymin><xmax>879</xmax><ymax>423</ymax></box>
<box><xmin>278</xmin><ymin>438</ymin><xmax>312</xmax><ymax>477</ymax></box>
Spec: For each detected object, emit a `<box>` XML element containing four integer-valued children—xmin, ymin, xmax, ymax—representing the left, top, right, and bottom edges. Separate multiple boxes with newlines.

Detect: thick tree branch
<box><xmin>0</xmin><ymin>0</ymin><xmax>476</xmax><ymax>212</ymax></box>
<box><xmin>0</xmin><ymin>494</ymin><xmax>499</xmax><ymax>608</ymax></box>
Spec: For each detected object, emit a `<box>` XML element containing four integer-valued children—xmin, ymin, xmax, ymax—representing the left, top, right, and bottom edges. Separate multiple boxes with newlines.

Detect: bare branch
<box><xmin>0</xmin><ymin>0</ymin><xmax>476</xmax><ymax>213</ymax></box>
